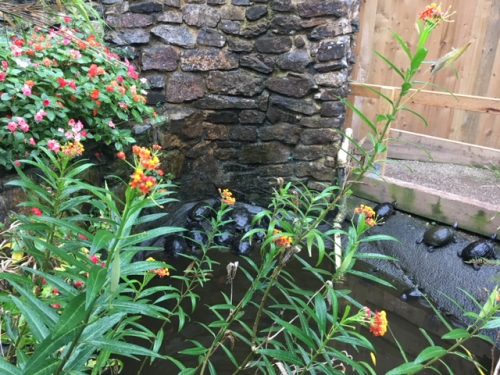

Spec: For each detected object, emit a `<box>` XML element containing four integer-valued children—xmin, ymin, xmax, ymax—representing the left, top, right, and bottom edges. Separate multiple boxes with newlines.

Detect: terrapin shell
<box><xmin>458</xmin><ymin>234</ymin><xmax>497</xmax><ymax>270</ymax></box>
<box><xmin>417</xmin><ymin>223</ymin><xmax>457</xmax><ymax>252</ymax></box>
<box><xmin>164</xmin><ymin>235</ymin><xmax>188</xmax><ymax>258</ymax></box>
<box><xmin>188</xmin><ymin>201</ymin><xmax>215</xmax><ymax>223</ymax></box>
<box><xmin>230</xmin><ymin>206</ymin><xmax>252</xmax><ymax>231</ymax></box>
<box><xmin>374</xmin><ymin>201</ymin><xmax>396</xmax><ymax>223</ymax></box>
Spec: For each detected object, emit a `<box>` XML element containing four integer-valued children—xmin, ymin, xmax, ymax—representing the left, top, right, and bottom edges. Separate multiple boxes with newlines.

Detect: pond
<box><xmin>122</xmin><ymin>249</ymin><xmax>493</xmax><ymax>374</ymax></box>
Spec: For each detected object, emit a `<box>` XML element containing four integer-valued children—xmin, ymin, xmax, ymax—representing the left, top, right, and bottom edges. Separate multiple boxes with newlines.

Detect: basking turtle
<box><xmin>401</xmin><ymin>287</ymin><xmax>425</xmax><ymax>302</ymax></box>
<box><xmin>230</xmin><ymin>206</ymin><xmax>252</xmax><ymax>231</ymax></box>
<box><xmin>163</xmin><ymin>235</ymin><xmax>188</xmax><ymax>258</ymax></box>
<box><xmin>186</xmin><ymin>223</ymin><xmax>208</xmax><ymax>254</ymax></box>
<box><xmin>231</xmin><ymin>233</ymin><xmax>255</xmax><ymax>256</ymax></box>
<box><xmin>416</xmin><ymin>222</ymin><xmax>458</xmax><ymax>252</ymax></box>
<box><xmin>187</xmin><ymin>201</ymin><xmax>215</xmax><ymax>223</ymax></box>
<box><xmin>214</xmin><ymin>230</ymin><xmax>233</xmax><ymax>248</ymax></box>
<box><xmin>374</xmin><ymin>201</ymin><xmax>397</xmax><ymax>224</ymax></box>
<box><xmin>458</xmin><ymin>234</ymin><xmax>497</xmax><ymax>270</ymax></box>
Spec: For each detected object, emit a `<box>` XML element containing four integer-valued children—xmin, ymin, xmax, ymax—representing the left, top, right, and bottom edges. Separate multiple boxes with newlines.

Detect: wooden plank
<box><xmin>352</xmin><ymin>174</ymin><xmax>500</xmax><ymax>237</ymax></box>
<box><xmin>387</xmin><ymin>129</ymin><xmax>500</xmax><ymax>166</ymax></box>
<box><xmin>351</xmin><ymin>83</ymin><xmax>500</xmax><ymax>114</ymax></box>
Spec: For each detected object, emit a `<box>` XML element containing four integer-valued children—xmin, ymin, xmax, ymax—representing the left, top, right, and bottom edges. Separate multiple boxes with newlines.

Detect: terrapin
<box><xmin>416</xmin><ymin>222</ymin><xmax>458</xmax><ymax>252</ymax></box>
<box><xmin>458</xmin><ymin>234</ymin><xmax>497</xmax><ymax>270</ymax></box>
<box><xmin>188</xmin><ymin>201</ymin><xmax>215</xmax><ymax>223</ymax></box>
<box><xmin>374</xmin><ymin>201</ymin><xmax>397</xmax><ymax>223</ymax></box>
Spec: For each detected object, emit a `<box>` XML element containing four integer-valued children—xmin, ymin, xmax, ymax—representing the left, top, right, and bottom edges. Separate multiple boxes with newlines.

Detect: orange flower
<box><xmin>153</xmin><ymin>268</ymin><xmax>170</xmax><ymax>278</ymax></box>
<box><xmin>369</xmin><ymin>310</ymin><xmax>388</xmax><ymax>337</ymax></box>
<box><xmin>354</xmin><ymin>204</ymin><xmax>377</xmax><ymax>227</ymax></box>
<box><xmin>88</xmin><ymin>64</ymin><xmax>106</xmax><ymax>78</ymax></box>
<box><xmin>220</xmin><ymin>188</ymin><xmax>236</xmax><ymax>206</ymax></box>
<box><xmin>61</xmin><ymin>141</ymin><xmax>85</xmax><ymax>158</ymax></box>
<box><xmin>419</xmin><ymin>3</ymin><xmax>442</xmax><ymax>22</ymax></box>
<box><xmin>274</xmin><ymin>229</ymin><xmax>293</xmax><ymax>248</ymax></box>
<box><xmin>117</xmin><ymin>151</ymin><xmax>126</xmax><ymax>160</ymax></box>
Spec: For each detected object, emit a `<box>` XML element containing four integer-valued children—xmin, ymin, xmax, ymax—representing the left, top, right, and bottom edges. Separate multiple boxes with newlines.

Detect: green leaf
<box><xmin>258</xmin><ymin>349</ymin><xmax>303</xmax><ymax>366</ymax></box>
<box><xmin>414</xmin><ymin>346</ymin><xmax>446</xmax><ymax>363</ymax></box>
<box><xmin>314</xmin><ymin>294</ymin><xmax>327</xmax><ymax>334</ymax></box>
<box><xmin>178</xmin><ymin>347</ymin><xmax>208</xmax><ymax>356</ymax></box>
<box><xmin>86</xmin><ymin>267</ymin><xmax>106</xmax><ymax>309</ymax></box>
<box><xmin>89</xmin><ymin>339</ymin><xmax>164</xmax><ymax>359</ymax></box>
<box><xmin>393</xmin><ymin>32</ymin><xmax>412</xmax><ymax>60</ymax></box>
<box><xmin>0</xmin><ymin>357</ymin><xmax>21</xmax><ymax>375</ymax></box>
<box><xmin>375</xmin><ymin>51</ymin><xmax>405</xmax><ymax>80</ymax></box>
<box><xmin>387</xmin><ymin>362</ymin><xmax>425</xmax><ymax>375</ymax></box>
<box><xmin>122</xmin><ymin>226</ymin><xmax>184</xmax><ymax>248</ymax></box>
<box><xmin>10</xmin><ymin>296</ymin><xmax>49</xmax><ymax>341</ymax></box>
<box><xmin>52</xmin><ymin>294</ymin><xmax>86</xmax><ymax>337</ymax></box>
<box><xmin>410</xmin><ymin>48</ymin><xmax>428</xmax><ymax>74</ymax></box>
<box><xmin>482</xmin><ymin>317</ymin><xmax>500</xmax><ymax>330</ymax></box>
<box><xmin>401</xmin><ymin>107</ymin><xmax>429</xmax><ymax>127</ymax></box>
<box><xmin>441</xmin><ymin>328</ymin><xmax>469</xmax><ymax>340</ymax></box>
<box><xmin>110</xmin><ymin>253</ymin><xmax>121</xmax><ymax>293</ymax></box>
<box><xmin>90</xmin><ymin>230</ymin><xmax>114</xmax><ymax>254</ymax></box>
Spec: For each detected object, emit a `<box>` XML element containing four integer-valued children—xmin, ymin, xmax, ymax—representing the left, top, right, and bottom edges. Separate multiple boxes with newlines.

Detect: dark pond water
<box><xmin>121</xmin><ymin>249</ymin><xmax>494</xmax><ymax>375</ymax></box>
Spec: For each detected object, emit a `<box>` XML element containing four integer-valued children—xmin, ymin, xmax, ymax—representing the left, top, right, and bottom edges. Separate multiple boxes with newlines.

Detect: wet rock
<box><xmin>106</xmin><ymin>13</ymin><xmax>153</xmax><ymax>28</ymax></box>
<box><xmin>196</xmin><ymin>95</ymin><xmax>258</xmax><ymax>110</ymax></box>
<box><xmin>129</xmin><ymin>1</ymin><xmax>163</xmax><ymax>13</ymax></box>
<box><xmin>241</xmin><ymin>19</ymin><xmax>271</xmax><ymax>37</ymax></box>
<box><xmin>227</xmin><ymin>37</ymin><xmax>254</xmax><ymax>52</ymax></box>
<box><xmin>166</xmin><ymin>72</ymin><xmax>206</xmax><ymax>103</ymax></box>
<box><xmin>297</xmin><ymin>0</ymin><xmax>348</xmax><ymax>18</ymax></box>
<box><xmin>183</xmin><ymin>4</ymin><xmax>221</xmax><ymax>27</ymax></box>
<box><xmin>301</xmin><ymin>128</ymin><xmax>340</xmax><ymax>145</ymax></box>
<box><xmin>266</xmin><ymin>105</ymin><xmax>302</xmax><ymax>124</ymax></box>
<box><xmin>246</xmin><ymin>5</ymin><xmax>268</xmax><ymax>21</ymax></box>
<box><xmin>206</xmin><ymin>111</ymin><xmax>239</xmax><ymax>124</ymax></box>
<box><xmin>197</xmin><ymin>28</ymin><xmax>226</xmax><ymax>47</ymax></box>
<box><xmin>232</xmin><ymin>235</ymin><xmax>254</xmax><ymax>255</ymax></box>
<box><xmin>320</xmin><ymin>101</ymin><xmax>345</xmax><ymax>117</ymax></box>
<box><xmin>240</xmin><ymin>142</ymin><xmax>291</xmax><ymax>164</ymax></box>
<box><xmin>207</xmin><ymin>70</ymin><xmax>266</xmax><ymax>96</ymax></box>
<box><xmin>240</xmin><ymin>54</ymin><xmax>274</xmax><ymax>74</ymax></box>
<box><xmin>142</xmin><ymin>46</ymin><xmax>179</xmax><ymax>71</ymax></box>
<box><xmin>276</xmin><ymin>50</ymin><xmax>312</xmax><ymax>72</ymax></box>
<box><xmin>259</xmin><ymin>123</ymin><xmax>301</xmax><ymax>144</ymax></box>
<box><xmin>239</xmin><ymin>110</ymin><xmax>266</xmax><ymax>124</ymax></box>
<box><xmin>230</xmin><ymin>126</ymin><xmax>258</xmax><ymax>141</ymax></box>
<box><xmin>271</xmin><ymin>0</ymin><xmax>292</xmax><ymax>12</ymax></box>
<box><xmin>220</xmin><ymin>6</ymin><xmax>246</xmax><ymax>20</ymax></box>
<box><xmin>309</xmin><ymin>18</ymin><xmax>352</xmax><ymax>40</ymax></box>
<box><xmin>219</xmin><ymin>20</ymin><xmax>241</xmax><ymax>35</ymax></box>
<box><xmin>265</xmin><ymin>74</ymin><xmax>316</xmax><ymax>98</ymax></box>
<box><xmin>181</xmin><ymin>49</ymin><xmax>239</xmax><ymax>71</ymax></box>
<box><xmin>145</xmin><ymin>74</ymin><xmax>165</xmax><ymax>89</ymax></box>
<box><xmin>317</xmin><ymin>37</ymin><xmax>349</xmax><ymax>62</ymax></box>
<box><xmin>147</xmin><ymin>91</ymin><xmax>166</xmax><ymax>106</ymax></box>
<box><xmin>270</xmin><ymin>94</ymin><xmax>318</xmax><ymax>115</ymax></box>
<box><xmin>157</xmin><ymin>10</ymin><xmax>183</xmax><ymax>23</ymax></box>
<box><xmin>294</xmin><ymin>36</ymin><xmax>306</xmax><ymax>48</ymax></box>
<box><xmin>315</xmin><ymin>70</ymin><xmax>349</xmax><ymax>87</ymax></box>
<box><xmin>314</xmin><ymin>58</ymin><xmax>348</xmax><ymax>73</ymax></box>
<box><xmin>270</xmin><ymin>15</ymin><xmax>302</xmax><ymax>34</ymax></box>
<box><xmin>164</xmin><ymin>0</ymin><xmax>180</xmax><ymax>7</ymax></box>
<box><xmin>215</xmin><ymin>230</ymin><xmax>233</xmax><ymax>247</ymax></box>
<box><xmin>109</xmin><ymin>29</ymin><xmax>150</xmax><ymax>45</ymax></box>
<box><xmin>256</xmin><ymin>36</ymin><xmax>292</xmax><ymax>54</ymax></box>
<box><xmin>151</xmin><ymin>25</ymin><xmax>197</xmax><ymax>48</ymax></box>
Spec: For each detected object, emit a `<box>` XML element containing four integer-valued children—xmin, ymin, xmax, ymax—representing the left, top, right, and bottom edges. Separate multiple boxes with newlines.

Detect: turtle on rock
<box><xmin>373</xmin><ymin>201</ymin><xmax>397</xmax><ymax>224</ymax></box>
<box><xmin>458</xmin><ymin>233</ymin><xmax>497</xmax><ymax>270</ymax></box>
<box><xmin>416</xmin><ymin>222</ymin><xmax>458</xmax><ymax>252</ymax></box>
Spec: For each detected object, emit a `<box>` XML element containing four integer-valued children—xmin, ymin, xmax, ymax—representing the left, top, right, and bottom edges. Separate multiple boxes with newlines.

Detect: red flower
<box><xmin>370</xmin><ymin>311</ymin><xmax>388</xmax><ymax>337</ymax></box>
<box><xmin>52</xmin><ymin>288</ymin><xmax>60</xmax><ymax>296</ymax></box>
<box><xmin>31</xmin><ymin>207</ymin><xmax>43</xmax><ymax>216</ymax></box>
<box><xmin>88</xmin><ymin>64</ymin><xmax>105</xmax><ymax>78</ymax></box>
<box><xmin>0</xmin><ymin>72</ymin><xmax>6</xmax><ymax>82</ymax></box>
<box><xmin>74</xmin><ymin>281</ymin><xmax>85</xmax><ymax>289</ymax></box>
<box><xmin>51</xmin><ymin>303</ymin><xmax>62</xmax><ymax>309</ymax></box>
<box><xmin>68</xmin><ymin>81</ymin><xmax>77</xmax><ymax>90</ymax></box>
<box><xmin>117</xmin><ymin>151</ymin><xmax>126</xmax><ymax>160</ymax></box>
<box><xmin>90</xmin><ymin>255</ymin><xmax>100</xmax><ymax>264</ymax></box>
<box><xmin>57</xmin><ymin>77</ymin><xmax>68</xmax><ymax>88</ymax></box>
<box><xmin>90</xmin><ymin>89</ymin><xmax>100</xmax><ymax>101</ymax></box>
<box><xmin>43</xmin><ymin>99</ymin><xmax>51</xmax><ymax>107</ymax></box>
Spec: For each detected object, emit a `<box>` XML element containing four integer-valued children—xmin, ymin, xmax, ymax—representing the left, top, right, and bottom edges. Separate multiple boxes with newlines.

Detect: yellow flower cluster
<box><xmin>61</xmin><ymin>141</ymin><xmax>84</xmax><ymax>158</ymax></box>
<box><xmin>354</xmin><ymin>204</ymin><xmax>377</xmax><ymax>227</ymax></box>
<box><xmin>220</xmin><ymin>188</ymin><xmax>236</xmax><ymax>206</ymax></box>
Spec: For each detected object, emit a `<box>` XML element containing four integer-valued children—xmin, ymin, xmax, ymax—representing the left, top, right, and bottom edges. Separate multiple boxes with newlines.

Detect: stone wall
<box><xmin>102</xmin><ymin>0</ymin><xmax>359</xmax><ymax>202</ymax></box>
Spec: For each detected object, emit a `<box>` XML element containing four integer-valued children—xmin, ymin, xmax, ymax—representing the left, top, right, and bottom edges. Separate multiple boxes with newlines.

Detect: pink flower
<box><xmin>90</xmin><ymin>255</ymin><xmax>100</xmax><ymax>265</ymax></box>
<box><xmin>22</xmin><ymin>84</ymin><xmax>32</xmax><ymax>97</ymax></box>
<box><xmin>7</xmin><ymin>122</ymin><xmax>17</xmax><ymax>133</ymax></box>
<box><xmin>0</xmin><ymin>72</ymin><xmax>6</xmax><ymax>82</ymax></box>
<box><xmin>2</xmin><ymin>61</ymin><xmax>8</xmax><ymax>70</ymax></box>
<box><xmin>47</xmin><ymin>139</ymin><xmax>61</xmax><ymax>152</ymax></box>
<box><xmin>70</xmin><ymin>49</ymin><xmax>81</xmax><ymax>59</ymax></box>
<box><xmin>29</xmin><ymin>137</ymin><xmax>36</xmax><ymax>146</ymax></box>
<box><xmin>11</xmin><ymin>46</ymin><xmax>22</xmax><ymax>57</ymax></box>
<box><xmin>64</xmin><ymin>16</ymin><xmax>72</xmax><ymax>23</ymax></box>
<box><xmin>43</xmin><ymin>99</ymin><xmax>51</xmax><ymax>107</ymax></box>
<box><xmin>65</xmin><ymin>131</ymin><xmax>74</xmax><ymax>140</ymax></box>
<box><xmin>63</xmin><ymin>38</ymin><xmax>71</xmax><ymax>46</ymax></box>
<box><xmin>71</xmin><ymin>120</ymin><xmax>83</xmax><ymax>132</ymax></box>
<box><xmin>74</xmin><ymin>281</ymin><xmax>85</xmax><ymax>289</ymax></box>
<box><xmin>17</xmin><ymin>118</ymin><xmax>29</xmax><ymax>133</ymax></box>
<box><xmin>68</xmin><ymin>81</ymin><xmax>77</xmax><ymax>90</ymax></box>
<box><xmin>34</xmin><ymin>109</ymin><xmax>47</xmax><ymax>123</ymax></box>
<box><xmin>108</xmin><ymin>120</ymin><xmax>116</xmax><ymax>128</ymax></box>
<box><xmin>127</xmin><ymin>65</ymin><xmax>139</xmax><ymax>80</ymax></box>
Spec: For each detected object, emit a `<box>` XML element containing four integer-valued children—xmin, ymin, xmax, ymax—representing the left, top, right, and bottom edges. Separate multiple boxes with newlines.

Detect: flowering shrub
<box><xmin>0</xmin><ymin>17</ymin><xmax>155</xmax><ymax>169</ymax></box>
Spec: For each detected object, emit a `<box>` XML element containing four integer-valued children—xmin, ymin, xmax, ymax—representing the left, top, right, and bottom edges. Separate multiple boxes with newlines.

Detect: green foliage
<box><xmin>0</xmin><ymin>18</ymin><xmax>157</xmax><ymax>169</ymax></box>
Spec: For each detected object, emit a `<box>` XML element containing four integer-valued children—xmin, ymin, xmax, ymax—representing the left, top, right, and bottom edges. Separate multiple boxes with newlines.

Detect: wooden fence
<box><xmin>351</xmin><ymin>0</ymin><xmax>500</xmax><ymax>150</ymax></box>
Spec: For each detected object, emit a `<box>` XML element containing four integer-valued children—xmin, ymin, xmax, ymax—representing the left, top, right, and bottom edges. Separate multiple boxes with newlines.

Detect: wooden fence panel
<box><xmin>350</xmin><ymin>0</ymin><xmax>500</xmax><ymax>149</ymax></box>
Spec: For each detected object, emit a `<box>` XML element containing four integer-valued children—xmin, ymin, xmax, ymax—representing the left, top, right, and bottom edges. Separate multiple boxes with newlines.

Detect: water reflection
<box><xmin>122</xmin><ymin>251</ymin><xmax>493</xmax><ymax>374</ymax></box>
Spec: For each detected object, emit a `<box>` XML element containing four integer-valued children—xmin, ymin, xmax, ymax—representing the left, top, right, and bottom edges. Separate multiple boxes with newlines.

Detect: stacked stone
<box><xmin>102</xmin><ymin>0</ymin><xmax>359</xmax><ymax>201</ymax></box>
